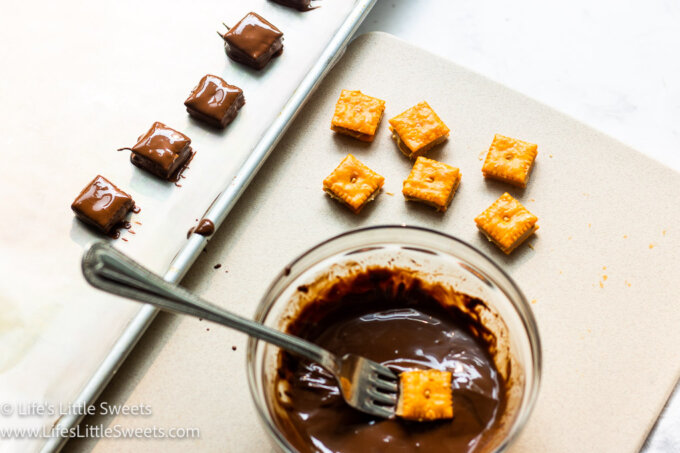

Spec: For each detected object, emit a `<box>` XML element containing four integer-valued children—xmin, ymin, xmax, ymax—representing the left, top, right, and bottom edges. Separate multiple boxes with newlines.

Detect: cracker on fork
<box><xmin>482</xmin><ymin>134</ymin><xmax>538</xmax><ymax>188</ymax></box>
<box><xmin>402</xmin><ymin>157</ymin><xmax>461</xmax><ymax>212</ymax></box>
<box><xmin>475</xmin><ymin>192</ymin><xmax>538</xmax><ymax>254</ymax></box>
<box><xmin>397</xmin><ymin>369</ymin><xmax>454</xmax><ymax>421</ymax></box>
<box><xmin>323</xmin><ymin>154</ymin><xmax>384</xmax><ymax>213</ymax></box>
<box><xmin>388</xmin><ymin>101</ymin><xmax>450</xmax><ymax>158</ymax></box>
<box><xmin>330</xmin><ymin>90</ymin><xmax>386</xmax><ymax>142</ymax></box>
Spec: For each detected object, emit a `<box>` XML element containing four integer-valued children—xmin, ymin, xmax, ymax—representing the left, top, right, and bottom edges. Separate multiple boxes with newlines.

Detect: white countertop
<box><xmin>358</xmin><ymin>0</ymin><xmax>680</xmax><ymax>172</ymax></box>
<box><xmin>358</xmin><ymin>1</ymin><xmax>680</xmax><ymax>451</ymax></box>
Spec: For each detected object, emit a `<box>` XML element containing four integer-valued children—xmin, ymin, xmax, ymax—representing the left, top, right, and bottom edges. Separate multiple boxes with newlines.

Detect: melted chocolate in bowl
<box><xmin>272</xmin><ymin>268</ymin><xmax>510</xmax><ymax>453</ymax></box>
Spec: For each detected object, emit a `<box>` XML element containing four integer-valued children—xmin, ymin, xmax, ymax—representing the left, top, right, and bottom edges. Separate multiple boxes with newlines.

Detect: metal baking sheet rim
<box><xmin>41</xmin><ymin>1</ymin><xmax>377</xmax><ymax>451</ymax></box>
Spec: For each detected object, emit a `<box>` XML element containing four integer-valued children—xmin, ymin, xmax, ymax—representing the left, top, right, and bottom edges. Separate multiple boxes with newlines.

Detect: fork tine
<box><xmin>367</xmin><ymin>387</ymin><xmax>398</xmax><ymax>405</ymax></box>
<box><xmin>376</xmin><ymin>369</ymin><xmax>398</xmax><ymax>380</ymax></box>
<box><xmin>373</xmin><ymin>377</ymin><xmax>398</xmax><ymax>392</ymax></box>
<box><xmin>337</xmin><ymin>355</ymin><xmax>400</xmax><ymax>418</ymax></box>
<box><xmin>364</xmin><ymin>401</ymin><xmax>396</xmax><ymax>419</ymax></box>
<box><xmin>369</xmin><ymin>363</ymin><xmax>398</xmax><ymax>380</ymax></box>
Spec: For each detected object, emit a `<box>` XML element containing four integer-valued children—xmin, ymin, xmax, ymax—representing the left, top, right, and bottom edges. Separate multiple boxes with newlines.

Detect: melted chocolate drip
<box><xmin>195</xmin><ymin>219</ymin><xmax>215</xmax><ymax>236</ymax></box>
<box><xmin>171</xmin><ymin>150</ymin><xmax>195</xmax><ymax>186</ymax></box>
<box><xmin>187</xmin><ymin>219</ymin><xmax>215</xmax><ymax>238</ymax></box>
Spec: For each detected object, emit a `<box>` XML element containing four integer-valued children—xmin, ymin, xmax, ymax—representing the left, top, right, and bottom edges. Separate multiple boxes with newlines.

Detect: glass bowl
<box><xmin>247</xmin><ymin>225</ymin><xmax>541</xmax><ymax>452</ymax></box>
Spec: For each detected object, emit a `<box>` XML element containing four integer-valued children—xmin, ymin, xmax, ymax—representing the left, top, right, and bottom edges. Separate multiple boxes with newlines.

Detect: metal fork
<box><xmin>81</xmin><ymin>242</ymin><xmax>398</xmax><ymax>418</ymax></box>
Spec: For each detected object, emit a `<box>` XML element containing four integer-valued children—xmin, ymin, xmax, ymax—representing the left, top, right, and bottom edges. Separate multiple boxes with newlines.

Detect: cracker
<box><xmin>475</xmin><ymin>192</ymin><xmax>538</xmax><ymax>254</ymax></box>
<box><xmin>71</xmin><ymin>175</ymin><xmax>135</xmax><ymax>234</ymax></box>
<box><xmin>330</xmin><ymin>90</ymin><xmax>386</xmax><ymax>142</ymax></box>
<box><xmin>481</xmin><ymin>134</ymin><xmax>538</xmax><ymax>188</ymax></box>
<box><xmin>402</xmin><ymin>157</ymin><xmax>461</xmax><ymax>211</ymax></box>
<box><xmin>388</xmin><ymin>101</ymin><xmax>450</xmax><ymax>158</ymax></box>
<box><xmin>397</xmin><ymin>369</ymin><xmax>454</xmax><ymax>421</ymax></box>
<box><xmin>323</xmin><ymin>154</ymin><xmax>384</xmax><ymax>213</ymax></box>
<box><xmin>184</xmin><ymin>74</ymin><xmax>244</xmax><ymax>128</ymax></box>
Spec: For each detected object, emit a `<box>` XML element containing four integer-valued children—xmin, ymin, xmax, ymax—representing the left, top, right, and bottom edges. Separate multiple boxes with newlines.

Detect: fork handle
<box><xmin>81</xmin><ymin>242</ymin><xmax>339</xmax><ymax>373</ymax></box>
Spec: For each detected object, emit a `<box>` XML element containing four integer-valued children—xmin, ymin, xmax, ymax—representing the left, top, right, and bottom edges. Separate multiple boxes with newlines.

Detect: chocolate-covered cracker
<box><xmin>120</xmin><ymin>122</ymin><xmax>193</xmax><ymax>180</ymax></box>
<box><xmin>71</xmin><ymin>175</ymin><xmax>134</xmax><ymax>234</ymax></box>
<box><xmin>270</xmin><ymin>0</ymin><xmax>316</xmax><ymax>12</ymax></box>
<box><xmin>220</xmin><ymin>12</ymin><xmax>283</xmax><ymax>70</ymax></box>
<box><xmin>184</xmin><ymin>74</ymin><xmax>244</xmax><ymax>128</ymax></box>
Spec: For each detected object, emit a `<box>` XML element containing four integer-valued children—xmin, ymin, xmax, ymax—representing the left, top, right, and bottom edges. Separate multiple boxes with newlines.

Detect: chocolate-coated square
<box><xmin>270</xmin><ymin>0</ymin><xmax>315</xmax><ymax>12</ymax></box>
<box><xmin>221</xmin><ymin>12</ymin><xmax>283</xmax><ymax>70</ymax></box>
<box><xmin>122</xmin><ymin>122</ymin><xmax>193</xmax><ymax>180</ymax></box>
<box><xmin>71</xmin><ymin>175</ymin><xmax>134</xmax><ymax>234</ymax></box>
<box><xmin>184</xmin><ymin>74</ymin><xmax>245</xmax><ymax>128</ymax></box>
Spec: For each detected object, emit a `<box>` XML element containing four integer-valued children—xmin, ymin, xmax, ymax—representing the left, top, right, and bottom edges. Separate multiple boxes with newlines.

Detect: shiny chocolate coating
<box><xmin>222</xmin><ymin>12</ymin><xmax>283</xmax><ymax>70</ymax></box>
<box><xmin>123</xmin><ymin>122</ymin><xmax>193</xmax><ymax>180</ymax></box>
<box><xmin>270</xmin><ymin>0</ymin><xmax>317</xmax><ymax>12</ymax></box>
<box><xmin>184</xmin><ymin>75</ymin><xmax>245</xmax><ymax>128</ymax></box>
<box><xmin>71</xmin><ymin>175</ymin><xmax>135</xmax><ymax>234</ymax></box>
<box><xmin>274</xmin><ymin>268</ymin><xmax>508</xmax><ymax>453</ymax></box>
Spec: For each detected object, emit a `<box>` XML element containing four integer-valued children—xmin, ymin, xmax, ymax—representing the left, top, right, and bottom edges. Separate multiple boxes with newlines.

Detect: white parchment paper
<box><xmin>0</xmin><ymin>1</ymin><xmax>363</xmax><ymax>451</ymax></box>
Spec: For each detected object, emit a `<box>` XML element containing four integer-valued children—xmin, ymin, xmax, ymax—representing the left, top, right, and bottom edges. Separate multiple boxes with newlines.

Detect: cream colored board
<box><xmin>68</xmin><ymin>33</ymin><xmax>680</xmax><ymax>453</ymax></box>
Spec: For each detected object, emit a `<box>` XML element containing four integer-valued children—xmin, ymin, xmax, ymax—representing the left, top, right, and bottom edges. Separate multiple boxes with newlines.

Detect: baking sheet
<box><xmin>0</xmin><ymin>1</ymin><xmax>374</xmax><ymax>452</ymax></box>
<box><xmin>66</xmin><ymin>32</ymin><xmax>680</xmax><ymax>452</ymax></box>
